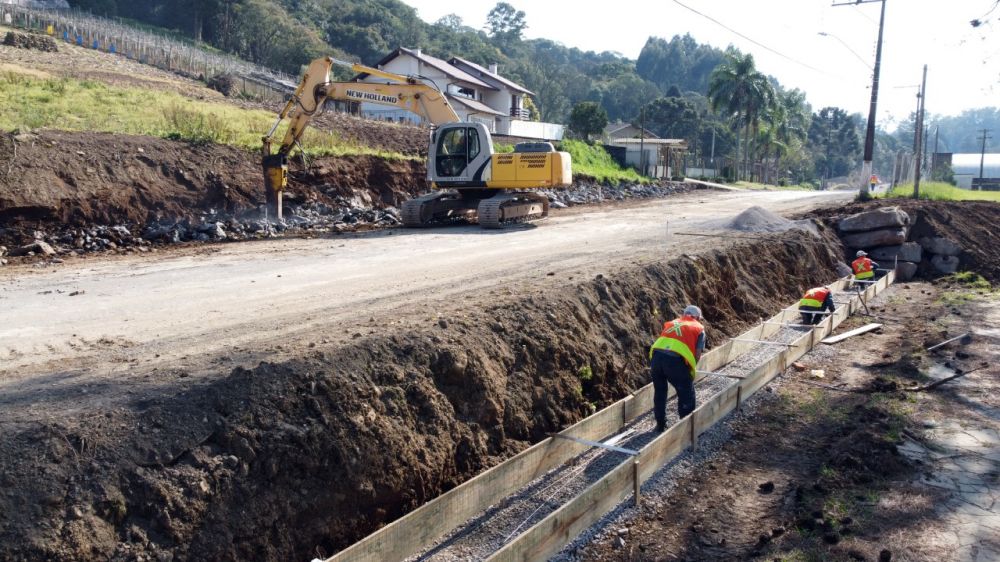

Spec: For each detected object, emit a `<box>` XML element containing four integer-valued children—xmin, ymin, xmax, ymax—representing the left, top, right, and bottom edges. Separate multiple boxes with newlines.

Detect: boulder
<box><xmin>918</xmin><ymin>237</ymin><xmax>962</xmax><ymax>257</ymax></box>
<box><xmin>841</xmin><ymin>228</ymin><xmax>907</xmax><ymax>249</ymax></box>
<box><xmin>869</xmin><ymin>242</ymin><xmax>922</xmax><ymax>263</ymax></box>
<box><xmin>9</xmin><ymin>241</ymin><xmax>56</xmax><ymax>257</ymax></box>
<box><xmin>835</xmin><ymin>262</ymin><xmax>854</xmax><ymax>278</ymax></box>
<box><xmin>838</xmin><ymin>207</ymin><xmax>910</xmax><ymax>233</ymax></box>
<box><xmin>931</xmin><ymin>254</ymin><xmax>959</xmax><ymax>274</ymax></box>
<box><xmin>895</xmin><ymin>261</ymin><xmax>918</xmax><ymax>281</ymax></box>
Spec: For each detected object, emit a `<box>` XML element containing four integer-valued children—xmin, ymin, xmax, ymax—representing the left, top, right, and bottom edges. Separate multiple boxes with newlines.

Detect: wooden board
<box><xmin>821</xmin><ymin>323</ymin><xmax>883</xmax><ymax>344</ymax></box>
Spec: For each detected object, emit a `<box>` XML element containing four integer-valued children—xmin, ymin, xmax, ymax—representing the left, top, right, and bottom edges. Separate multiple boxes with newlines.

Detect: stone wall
<box><xmin>838</xmin><ymin>206</ymin><xmax>963</xmax><ymax>281</ymax></box>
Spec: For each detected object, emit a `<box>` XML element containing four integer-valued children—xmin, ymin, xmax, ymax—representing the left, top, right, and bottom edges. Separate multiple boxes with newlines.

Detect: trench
<box><xmin>0</xmin><ymin>228</ymin><xmax>848</xmax><ymax>562</ymax></box>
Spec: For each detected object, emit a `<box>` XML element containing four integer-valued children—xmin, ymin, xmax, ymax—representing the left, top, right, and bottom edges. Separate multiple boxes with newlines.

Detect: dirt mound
<box><xmin>728</xmin><ymin>205</ymin><xmax>797</xmax><ymax>231</ymax></box>
<box><xmin>309</xmin><ymin>111</ymin><xmax>429</xmax><ymax>157</ymax></box>
<box><xmin>0</xmin><ymin>130</ymin><xmax>426</xmax><ymax>251</ymax></box>
<box><xmin>0</xmin><ymin>233</ymin><xmax>843</xmax><ymax>561</ymax></box>
<box><xmin>3</xmin><ymin>31</ymin><xmax>58</xmax><ymax>52</ymax></box>
<box><xmin>807</xmin><ymin>200</ymin><xmax>1000</xmax><ymax>281</ymax></box>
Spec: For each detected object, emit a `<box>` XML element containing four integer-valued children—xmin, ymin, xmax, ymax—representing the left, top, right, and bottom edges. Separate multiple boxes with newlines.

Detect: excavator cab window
<box><xmin>436</xmin><ymin>127</ymin><xmax>478</xmax><ymax>177</ymax></box>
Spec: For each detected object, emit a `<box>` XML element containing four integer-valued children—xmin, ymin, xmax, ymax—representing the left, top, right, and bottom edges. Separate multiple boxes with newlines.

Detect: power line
<box><xmin>670</xmin><ymin>0</ymin><xmax>837</xmax><ymax>77</ymax></box>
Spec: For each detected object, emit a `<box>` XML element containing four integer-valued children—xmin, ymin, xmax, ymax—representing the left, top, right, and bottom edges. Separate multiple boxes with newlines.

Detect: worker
<box><xmin>648</xmin><ymin>305</ymin><xmax>705</xmax><ymax>432</ymax></box>
<box><xmin>851</xmin><ymin>250</ymin><xmax>880</xmax><ymax>286</ymax></box>
<box><xmin>799</xmin><ymin>286</ymin><xmax>836</xmax><ymax>325</ymax></box>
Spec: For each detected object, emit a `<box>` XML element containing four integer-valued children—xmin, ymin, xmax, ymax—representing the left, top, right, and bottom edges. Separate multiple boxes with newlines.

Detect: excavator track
<box><xmin>476</xmin><ymin>192</ymin><xmax>550</xmax><ymax>229</ymax></box>
<box><xmin>402</xmin><ymin>190</ymin><xmax>550</xmax><ymax>229</ymax></box>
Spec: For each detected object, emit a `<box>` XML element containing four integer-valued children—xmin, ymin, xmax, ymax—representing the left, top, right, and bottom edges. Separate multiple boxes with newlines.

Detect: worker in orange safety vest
<box><xmin>648</xmin><ymin>305</ymin><xmax>705</xmax><ymax>432</ymax></box>
<box><xmin>851</xmin><ymin>250</ymin><xmax>880</xmax><ymax>286</ymax></box>
<box><xmin>799</xmin><ymin>286</ymin><xmax>836</xmax><ymax>325</ymax></box>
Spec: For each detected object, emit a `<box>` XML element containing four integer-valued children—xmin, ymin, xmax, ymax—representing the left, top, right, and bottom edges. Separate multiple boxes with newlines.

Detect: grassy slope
<box><xmin>0</xmin><ymin>72</ymin><xmax>410</xmax><ymax>160</ymax></box>
<box><xmin>883</xmin><ymin>181</ymin><xmax>1000</xmax><ymax>202</ymax></box>
<box><xmin>559</xmin><ymin>139</ymin><xmax>646</xmax><ymax>184</ymax></box>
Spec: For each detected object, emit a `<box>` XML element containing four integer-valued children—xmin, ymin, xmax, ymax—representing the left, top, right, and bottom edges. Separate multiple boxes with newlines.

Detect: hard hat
<box><xmin>856</xmin><ymin>250</ymin><xmax>867</xmax><ymax>257</ymax></box>
<box><xmin>683</xmin><ymin>305</ymin><xmax>703</xmax><ymax>319</ymax></box>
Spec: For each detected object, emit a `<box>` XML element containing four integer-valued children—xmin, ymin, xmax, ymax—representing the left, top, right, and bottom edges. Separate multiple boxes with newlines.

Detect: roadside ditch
<box><xmin>0</xmin><ymin>228</ymin><xmax>845</xmax><ymax>561</ymax></box>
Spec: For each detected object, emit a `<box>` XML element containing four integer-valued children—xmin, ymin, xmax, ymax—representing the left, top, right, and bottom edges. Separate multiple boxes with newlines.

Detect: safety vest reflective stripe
<box><xmin>800</xmin><ymin>288</ymin><xmax>829</xmax><ymax>309</ymax></box>
<box><xmin>649</xmin><ymin>318</ymin><xmax>703</xmax><ymax>377</ymax></box>
<box><xmin>649</xmin><ymin>337</ymin><xmax>698</xmax><ymax>377</ymax></box>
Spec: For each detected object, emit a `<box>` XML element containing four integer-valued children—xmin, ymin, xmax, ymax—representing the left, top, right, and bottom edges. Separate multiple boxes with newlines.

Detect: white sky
<box><xmin>402</xmin><ymin>0</ymin><xmax>1000</xmax><ymax>126</ymax></box>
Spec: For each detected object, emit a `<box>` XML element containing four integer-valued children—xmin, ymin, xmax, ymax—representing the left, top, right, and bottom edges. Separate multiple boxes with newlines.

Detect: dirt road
<box><xmin>0</xmin><ymin>190</ymin><xmax>848</xmax><ymax>412</ymax></box>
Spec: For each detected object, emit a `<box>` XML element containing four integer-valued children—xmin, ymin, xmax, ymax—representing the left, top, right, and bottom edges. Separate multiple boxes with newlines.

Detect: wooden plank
<box><xmin>485</xmin><ymin>457</ymin><xmax>636</xmax><ymax>562</ymax></box>
<box><xmin>325</xmin><ymin>378</ymin><xmax>628</xmax><ymax>562</ymax></box>
<box><xmin>694</xmin><ymin>385</ymin><xmax>740</xmax><ymax>435</ymax></box>
<box><xmin>638</xmin><ymin>416</ymin><xmax>692</xmax><ymax>482</ymax></box>
<box><xmin>821</xmin><ymin>323</ymin><xmax>883</xmax><ymax>344</ymax></box>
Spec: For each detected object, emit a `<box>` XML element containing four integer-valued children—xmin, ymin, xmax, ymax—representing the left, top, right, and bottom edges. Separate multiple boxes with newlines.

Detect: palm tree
<box><xmin>707</xmin><ymin>51</ymin><xmax>775</xmax><ymax>180</ymax></box>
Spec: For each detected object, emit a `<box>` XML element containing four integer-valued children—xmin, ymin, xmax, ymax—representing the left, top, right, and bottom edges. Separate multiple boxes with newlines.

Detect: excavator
<box><xmin>262</xmin><ymin>57</ymin><xmax>572</xmax><ymax>228</ymax></box>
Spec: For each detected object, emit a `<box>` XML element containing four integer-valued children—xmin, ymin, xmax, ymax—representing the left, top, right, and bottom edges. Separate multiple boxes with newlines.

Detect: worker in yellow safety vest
<box><xmin>648</xmin><ymin>305</ymin><xmax>705</xmax><ymax>432</ymax></box>
<box><xmin>799</xmin><ymin>286</ymin><xmax>836</xmax><ymax>325</ymax></box>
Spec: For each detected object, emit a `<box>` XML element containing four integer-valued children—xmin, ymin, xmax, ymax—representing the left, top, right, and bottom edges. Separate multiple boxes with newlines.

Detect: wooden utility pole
<box><xmin>834</xmin><ymin>0</ymin><xmax>886</xmax><ymax>201</ymax></box>
<box><xmin>913</xmin><ymin>64</ymin><xmax>927</xmax><ymax>199</ymax></box>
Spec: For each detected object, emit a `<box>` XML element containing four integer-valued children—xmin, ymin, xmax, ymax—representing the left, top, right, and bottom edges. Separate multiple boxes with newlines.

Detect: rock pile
<box><xmin>838</xmin><ymin>206</ymin><xmax>964</xmax><ymax>280</ymax></box>
<box><xmin>2</xmin><ymin>31</ymin><xmax>59</xmax><ymax>52</ymax></box>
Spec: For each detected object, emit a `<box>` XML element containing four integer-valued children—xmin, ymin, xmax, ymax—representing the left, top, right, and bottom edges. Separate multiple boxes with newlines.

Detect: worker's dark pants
<box><xmin>650</xmin><ymin>351</ymin><xmax>696</xmax><ymax>427</ymax></box>
<box><xmin>800</xmin><ymin>307</ymin><xmax>824</xmax><ymax>325</ymax></box>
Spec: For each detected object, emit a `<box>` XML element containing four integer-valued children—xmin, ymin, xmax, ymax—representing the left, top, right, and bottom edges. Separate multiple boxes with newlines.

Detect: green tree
<box><xmin>485</xmin><ymin>2</ymin><xmax>527</xmax><ymax>44</ymax></box>
<box><xmin>640</xmin><ymin>96</ymin><xmax>700</xmax><ymax>141</ymax></box>
<box><xmin>707</xmin><ymin>51</ymin><xmax>775</xmax><ymax>180</ymax></box>
<box><xmin>434</xmin><ymin>13</ymin><xmax>464</xmax><ymax>31</ymax></box>
<box><xmin>807</xmin><ymin>107</ymin><xmax>862</xmax><ymax>179</ymax></box>
<box><xmin>568</xmin><ymin>101</ymin><xmax>608</xmax><ymax>140</ymax></box>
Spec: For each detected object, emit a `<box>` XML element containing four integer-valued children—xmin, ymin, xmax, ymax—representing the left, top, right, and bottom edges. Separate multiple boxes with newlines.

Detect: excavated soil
<box><xmin>0</xmin><ymin>231</ymin><xmax>845</xmax><ymax>561</ymax></box>
<box><xmin>0</xmin><ymin>130</ymin><xmax>425</xmax><ymax>246</ymax></box>
<box><xmin>807</xmin><ymin>200</ymin><xmax>1000</xmax><ymax>281</ymax></box>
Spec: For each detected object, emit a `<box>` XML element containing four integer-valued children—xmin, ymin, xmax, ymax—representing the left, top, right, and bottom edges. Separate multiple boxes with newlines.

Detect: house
<box><xmin>602</xmin><ymin>121</ymin><xmax>687</xmax><ymax>179</ymax></box>
<box><xmin>354</xmin><ymin>47</ymin><xmax>563</xmax><ymax>141</ymax></box>
<box><xmin>602</xmin><ymin>121</ymin><xmax>658</xmax><ymax>143</ymax></box>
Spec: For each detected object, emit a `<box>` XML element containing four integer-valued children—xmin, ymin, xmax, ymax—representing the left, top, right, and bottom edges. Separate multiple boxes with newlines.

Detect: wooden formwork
<box><xmin>326</xmin><ymin>274</ymin><xmax>895</xmax><ymax>562</ymax></box>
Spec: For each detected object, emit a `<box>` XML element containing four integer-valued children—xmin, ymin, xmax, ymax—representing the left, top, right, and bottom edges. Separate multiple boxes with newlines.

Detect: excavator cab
<box><xmin>429</xmin><ymin>123</ymin><xmax>494</xmax><ymax>185</ymax></box>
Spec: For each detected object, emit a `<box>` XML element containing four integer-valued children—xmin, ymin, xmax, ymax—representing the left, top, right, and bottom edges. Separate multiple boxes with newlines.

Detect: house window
<box><xmin>457</xmin><ymin>87</ymin><xmax>475</xmax><ymax>99</ymax></box>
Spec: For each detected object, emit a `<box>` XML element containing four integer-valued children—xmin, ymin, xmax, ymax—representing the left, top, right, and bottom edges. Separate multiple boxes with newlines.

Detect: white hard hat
<box><xmin>683</xmin><ymin>305</ymin><xmax>703</xmax><ymax>319</ymax></box>
<box><xmin>856</xmin><ymin>250</ymin><xmax>867</xmax><ymax>257</ymax></box>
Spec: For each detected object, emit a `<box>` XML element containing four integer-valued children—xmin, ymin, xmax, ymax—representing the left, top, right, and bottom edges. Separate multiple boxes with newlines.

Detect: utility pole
<box><xmin>913</xmin><ymin>64</ymin><xmax>927</xmax><ymax>199</ymax></box>
<box><xmin>979</xmin><ymin>128</ymin><xmax>993</xmax><ymax>182</ymax></box>
<box><xmin>639</xmin><ymin>107</ymin><xmax>646</xmax><ymax>177</ymax></box>
<box><xmin>834</xmin><ymin>0</ymin><xmax>886</xmax><ymax>201</ymax></box>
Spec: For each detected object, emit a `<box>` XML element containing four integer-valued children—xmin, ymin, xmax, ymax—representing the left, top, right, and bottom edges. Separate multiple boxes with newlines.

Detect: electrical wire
<box><xmin>670</xmin><ymin>0</ymin><xmax>835</xmax><ymax>76</ymax></box>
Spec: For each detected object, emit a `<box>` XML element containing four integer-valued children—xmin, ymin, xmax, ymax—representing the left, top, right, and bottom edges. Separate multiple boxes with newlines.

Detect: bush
<box><xmin>163</xmin><ymin>104</ymin><xmax>235</xmax><ymax>144</ymax></box>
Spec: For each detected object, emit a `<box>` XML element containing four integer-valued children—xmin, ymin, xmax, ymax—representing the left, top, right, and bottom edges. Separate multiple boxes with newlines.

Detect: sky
<box><xmin>402</xmin><ymin>0</ymin><xmax>1000</xmax><ymax>126</ymax></box>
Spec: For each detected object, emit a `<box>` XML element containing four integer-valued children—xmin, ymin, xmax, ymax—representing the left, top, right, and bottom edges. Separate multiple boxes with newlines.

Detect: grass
<box><xmin>0</xmin><ymin>72</ymin><xmax>410</xmax><ymax>160</ymax></box>
<box><xmin>731</xmin><ymin>180</ymin><xmax>815</xmax><ymax>191</ymax></box>
<box><xmin>882</xmin><ymin>181</ymin><xmax>1000</xmax><ymax>202</ymax></box>
<box><xmin>559</xmin><ymin>139</ymin><xmax>648</xmax><ymax>184</ymax></box>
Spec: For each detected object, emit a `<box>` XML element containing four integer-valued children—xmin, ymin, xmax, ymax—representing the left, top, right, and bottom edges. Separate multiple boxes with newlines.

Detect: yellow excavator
<box><xmin>262</xmin><ymin>57</ymin><xmax>572</xmax><ymax>228</ymax></box>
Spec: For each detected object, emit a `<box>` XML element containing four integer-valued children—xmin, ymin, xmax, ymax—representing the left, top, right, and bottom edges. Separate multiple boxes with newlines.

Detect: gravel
<box><xmin>405</xmin><ymin>324</ymin><xmax>814</xmax><ymax>561</ymax></box>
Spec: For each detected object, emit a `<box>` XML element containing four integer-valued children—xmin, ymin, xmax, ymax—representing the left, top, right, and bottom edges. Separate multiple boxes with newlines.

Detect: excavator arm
<box><xmin>261</xmin><ymin>57</ymin><xmax>460</xmax><ymax>217</ymax></box>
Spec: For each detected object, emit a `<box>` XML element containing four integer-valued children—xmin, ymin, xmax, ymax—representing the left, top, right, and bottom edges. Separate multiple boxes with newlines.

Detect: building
<box><xmin>602</xmin><ymin>121</ymin><xmax>687</xmax><ymax>179</ymax></box>
<box><xmin>934</xmin><ymin>152</ymin><xmax>1000</xmax><ymax>190</ymax></box>
<box><xmin>354</xmin><ymin>47</ymin><xmax>563</xmax><ymax>141</ymax></box>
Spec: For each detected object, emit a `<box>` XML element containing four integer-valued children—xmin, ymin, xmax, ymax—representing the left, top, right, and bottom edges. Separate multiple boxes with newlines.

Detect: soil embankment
<box><xmin>0</xmin><ymin>230</ymin><xmax>844</xmax><ymax>561</ymax></box>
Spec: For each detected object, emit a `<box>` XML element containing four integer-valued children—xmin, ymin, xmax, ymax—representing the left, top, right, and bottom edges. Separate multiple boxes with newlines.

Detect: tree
<box><xmin>807</xmin><ymin>107</ymin><xmax>862</xmax><ymax>179</ymax></box>
<box><xmin>485</xmin><ymin>2</ymin><xmax>527</xmax><ymax>44</ymax></box>
<box><xmin>568</xmin><ymin>102</ymin><xmax>608</xmax><ymax>140</ymax></box>
<box><xmin>707</xmin><ymin>51</ymin><xmax>775</xmax><ymax>180</ymax></box>
<box><xmin>641</xmin><ymin>96</ymin><xmax>700</xmax><ymax>141</ymax></box>
<box><xmin>434</xmin><ymin>13</ymin><xmax>464</xmax><ymax>31</ymax></box>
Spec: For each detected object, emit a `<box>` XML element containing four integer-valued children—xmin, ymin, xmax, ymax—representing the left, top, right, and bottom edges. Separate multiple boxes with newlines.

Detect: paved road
<box><xmin>0</xmin><ymin>190</ymin><xmax>849</xmax><ymax>384</ymax></box>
